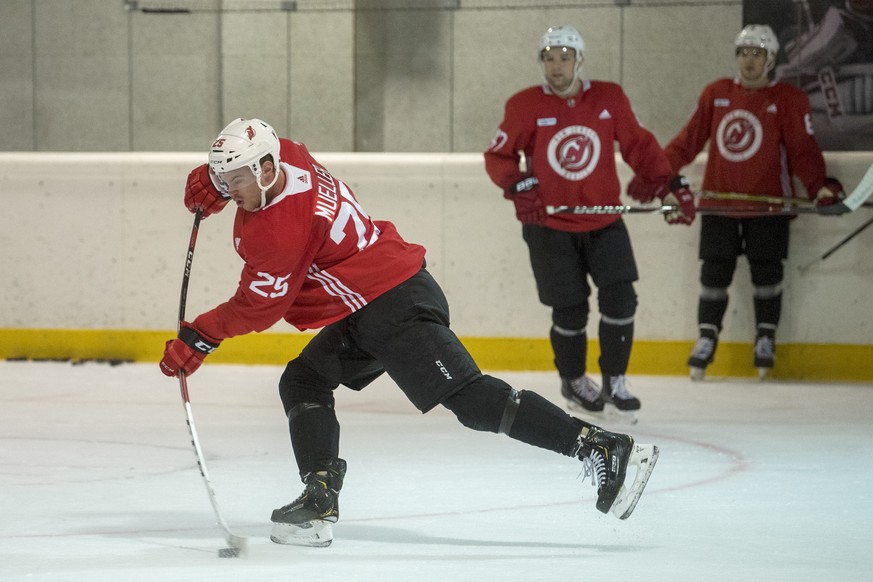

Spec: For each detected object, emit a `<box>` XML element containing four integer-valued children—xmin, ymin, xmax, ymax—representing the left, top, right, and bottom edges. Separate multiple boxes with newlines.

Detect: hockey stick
<box><xmin>176</xmin><ymin>208</ymin><xmax>247</xmax><ymax>558</ymax></box>
<box><xmin>700</xmin><ymin>190</ymin><xmax>873</xmax><ymax>209</ymax></box>
<box><xmin>700</xmin><ymin>191</ymin><xmax>815</xmax><ymax>206</ymax></box>
<box><xmin>546</xmin><ymin>204</ymin><xmax>823</xmax><ymax>216</ymax></box>
<box><xmin>798</xmin><ymin>214</ymin><xmax>873</xmax><ymax>273</ymax></box>
<box><xmin>547</xmin><ymin>204</ymin><xmax>672</xmax><ymax>215</ymax></box>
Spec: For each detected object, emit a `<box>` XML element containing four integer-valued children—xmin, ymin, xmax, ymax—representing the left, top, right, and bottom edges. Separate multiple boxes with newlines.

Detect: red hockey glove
<box><xmin>504</xmin><ymin>176</ymin><xmax>546</xmax><ymax>226</ymax></box>
<box><xmin>815</xmin><ymin>177</ymin><xmax>849</xmax><ymax>215</ymax></box>
<box><xmin>662</xmin><ymin>175</ymin><xmax>696</xmax><ymax>225</ymax></box>
<box><xmin>184</xmin><ymin>163</ymin><xmax>230</xmax><ymax>218</ymax></box>
<box><xmin>626</xmin><ymin>176</ymin><xmax>666</xmax><ymax>203</ymax></box>
<box><xmin>159</xmin><ymin>322</ymin><xmax>221</xmax><ymax>377</ymax></box>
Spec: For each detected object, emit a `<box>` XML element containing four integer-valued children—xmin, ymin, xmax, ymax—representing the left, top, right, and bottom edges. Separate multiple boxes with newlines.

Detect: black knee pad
<box><xmin>552</xmin><ymin>304</ymin><xmax>589</xmax><ymax>331</ymax></box>
<box><xmin>749</xmin><ymin>260</ymin><xmax>783</xmax><ymax>288</ymax></box>
<box><xmin>278</xmin><ymin>357</ymin><xmax>336</xmax><ymax>414</ymax></box>
<box><xmin>441</xmin><ymin>375</ymin><xmax>514</xmax><ymax>433</ymax></box>
<box><xmin>597</xmin><ymin>281</ymin><xmax>637</xmax><ymax>320</ymax></box>
<box><xmin>701</xmin><ymin>259</ymin><xmax>737</xmax><ymax>289</ymax></box>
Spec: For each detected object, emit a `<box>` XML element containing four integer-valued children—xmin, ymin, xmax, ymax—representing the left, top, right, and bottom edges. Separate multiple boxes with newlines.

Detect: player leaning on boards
<box><xmin>484</xmin><ymin>25</ymin><xmax>695</xmax><ymax>422</ymax></box>
<box><xmin>657</xmin><ymin>24</ymin><xmax>846</xmax><ymax>381</ymax></box>
<box><xmin>159</xmin><ymin>118</ymin><xmax>659</xmax><ymax>547</ymax></box>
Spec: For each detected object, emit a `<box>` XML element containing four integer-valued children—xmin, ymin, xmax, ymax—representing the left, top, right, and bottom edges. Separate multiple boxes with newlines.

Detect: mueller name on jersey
<box><xmin>313</xmin><ymin>163</ymin><xmax>339</xmax><ymax>220</ymax></box>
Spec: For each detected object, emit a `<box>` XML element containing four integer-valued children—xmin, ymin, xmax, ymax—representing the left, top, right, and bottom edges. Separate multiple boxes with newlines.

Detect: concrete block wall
<box><xmin>0</xmin><ymin>0</ymin><xmax>743</xmax><ymax>153</ymax></box>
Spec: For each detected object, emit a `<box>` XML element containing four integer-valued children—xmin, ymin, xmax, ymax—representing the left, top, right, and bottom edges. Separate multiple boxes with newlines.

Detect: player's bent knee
<box><xmin>278</xmin><ymin>357</ymin><xmax>335</xmax><ymax>414</ymax></box>
<box><xmin>441</xmin><ymin>375</ymin><xmax>516</xmax><ymax>433</ymax></box>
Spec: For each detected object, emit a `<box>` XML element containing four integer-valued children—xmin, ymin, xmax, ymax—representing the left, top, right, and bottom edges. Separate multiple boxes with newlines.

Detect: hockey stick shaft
<box><xmin>799</xmin><ymin>214</ymin><xmax>873</xmax><ymax>272</ymax></box>
<box><xmin>546</xmin><ymin>204</ymin><xmax>671</xmax><ymax>215</ymax></box>
<box><xmin>701</xmin><ymin>191</ymin><xmax>872</xmax><ymax>209</ymax></box>
<box><xmin>546</xmin><ymin>204</ymin><xmax>822</xmax><ymax>216</ymax></box>
<box><xmin>176</xmin><ymin>208</ymin><xmax>247</xmax><ymax>552</ymax></box>
<box><xmin>701</xmin><ymin>164</ymin><xmax>873</xmax><ymax>210</ymax></box>
<box><xmin>699</xmin><ymin>191</ymin><xmax>815</xmax><ymax>206</ymax></box>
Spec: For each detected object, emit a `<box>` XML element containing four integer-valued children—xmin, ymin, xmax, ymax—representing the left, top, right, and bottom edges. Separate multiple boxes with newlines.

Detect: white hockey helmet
<box><xmin>539</xmin><ymin>25</ymin><xmax>585</xmax><ymax>63</ymax></box>
<box><xmin>734</xmin><ymin>24</ymin><xmax>779</xmax><ymax>70</ymax></box>
<box><xmin>208</xmin><ymin>118</ymin><xmax>281</xmax><ymax>210</ymax></box>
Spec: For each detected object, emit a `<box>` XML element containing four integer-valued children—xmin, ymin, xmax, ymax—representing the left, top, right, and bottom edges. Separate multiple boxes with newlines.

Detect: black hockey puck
<box><xmin>217</xmin><ymin>547</ymin><xmax>240</xmax><ymax>558</ymax></box>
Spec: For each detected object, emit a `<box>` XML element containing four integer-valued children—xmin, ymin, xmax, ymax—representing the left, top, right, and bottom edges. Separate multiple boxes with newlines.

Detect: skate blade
<box><xmin>270</xmin><ymin>520</ymin><xmax>333</xmax><ymax>547</ymax></box>
<box><xmin>689</xmin><ymin>367</ymin><xmax>706</xmax><ymax>382</ymax></box>
<box><xmin>757</xmin><ymin>367</ymin><xmax>770</xmax><ymax>380</ymax></box>
<box><xmin>610</xmin><ymin>444</ymin><xmax>659</xmax><ymax>520</ymax></box>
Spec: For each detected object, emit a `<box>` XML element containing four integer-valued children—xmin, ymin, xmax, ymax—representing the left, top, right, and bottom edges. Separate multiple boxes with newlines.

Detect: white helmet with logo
<box><xmin>539</xmin><ymin>25</ymin><xmax>585</xmax><ymax>63</ymax></box>
<box><xmin>734</xmin><ymin>24</ymin><xmax>779</xmax><ymax>70</ymax></box>
<box><xmin>209</xmin><ymin>118</ymin><xmax>281</xmax><ymax>209</ymax></box>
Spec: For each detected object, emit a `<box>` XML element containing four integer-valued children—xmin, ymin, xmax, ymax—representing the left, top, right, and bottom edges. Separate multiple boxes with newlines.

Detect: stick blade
<box><xmin>846</xmin><ymin>163</ymin><xmax>873</xmax><ymax>211</ymax></box>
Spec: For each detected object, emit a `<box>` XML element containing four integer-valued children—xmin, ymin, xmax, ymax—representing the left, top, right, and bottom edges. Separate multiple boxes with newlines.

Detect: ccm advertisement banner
<box><xmin>744</xmin><ymin>0</ymin><xmax>873</xmax><ymax>150</ymax></box>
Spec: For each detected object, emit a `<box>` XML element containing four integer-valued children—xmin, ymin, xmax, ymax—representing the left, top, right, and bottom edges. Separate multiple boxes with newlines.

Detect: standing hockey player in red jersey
<box><xmin>484</xmin><ymin>25</ymin><xmax>695</xmax><ymax>421</ymax></box>
<box><xmin>159</xmin><ymin>118</ymin><xmax>659</xmax><ymax>547</ymax></box>
<box><xmin>661</xmin><ymin>24</ymin><xmax>845</xmax><ymax>380</ymax></box>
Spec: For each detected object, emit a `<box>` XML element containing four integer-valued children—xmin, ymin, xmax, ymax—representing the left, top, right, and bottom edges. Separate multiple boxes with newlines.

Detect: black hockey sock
<box><xmin>698</xmin><ymin>296</ymin><xmax>728</xmax><ymax>334</ymax></box>
<box><xmin>550</xmin><ymin>327</ymin><xmax>587</xmax><ymax>379</ymax></box>
<box><xmin>505</xmin><ymin>390</ymin><xmax>589</xmax><ymax>457</ymax></box>
<box><xmin>597</xmin><ymin>319</ymin><xmax>633</xmax><ymax>375</ymax></box>
<box><xmin>753</xmin><ymin>294</ymin><xmax>781</xmax><ymax>335</ymax></box>
<box><xmin>288</xmin><ymin>402</ymin><xmax>341</xmax><ymax>478</ymax></box>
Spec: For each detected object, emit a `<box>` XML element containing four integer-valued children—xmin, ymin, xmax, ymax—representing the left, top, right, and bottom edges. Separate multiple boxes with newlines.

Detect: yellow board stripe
<box><xmin>1</xmin><ymin>329</ymin><xmax>871</xmax><ymax>382</ymax></box>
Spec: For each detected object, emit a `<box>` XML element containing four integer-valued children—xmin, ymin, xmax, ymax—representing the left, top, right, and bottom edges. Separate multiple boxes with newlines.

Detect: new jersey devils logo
<box><xmin>245</xmin><ymin>125</ymin><xmax>255</xmax><ymax>140</ymax></box>
<box><xmin>716</xmin><ymin>110</ymin><xmax>763</xmax><ymax>162</ymax></box>
<box><xmin>547</xmin><ymin>125</ymin><xmax>601</xmax><ymax>181</ymax></box>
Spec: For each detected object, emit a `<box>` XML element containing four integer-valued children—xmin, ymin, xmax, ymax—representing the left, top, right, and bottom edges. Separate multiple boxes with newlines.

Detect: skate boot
<box><xmin>270</xmin><ymin>458</ymin><xmax>347</xmax><ymax>547</ymax></box>
<box><xmin>601</xmin><ymin>375</ymin><xmax>640</xmax><ymax>423</ymax></box>
<box><xmin>754</xmin><ymin>334</ymin><xmax>775</xmax><ymax>379</ymax></box>
<box><xmin>574</xmin><ymin>426</ymin><xmax>659</xmax><ymax>519</ymax></box>
<box><xmin>688</xmin><ymin>331</ymin><xmax>718</xmax><ymax>381</ymax></box>
<box><xmin>561</xmin><ymin>375</ymin><xmax>605</xmax><ymax>414</ymax></box>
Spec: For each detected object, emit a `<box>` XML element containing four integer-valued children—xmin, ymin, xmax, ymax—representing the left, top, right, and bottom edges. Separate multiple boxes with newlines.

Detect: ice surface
<box><xmin>1</xmin><ymin>361</ymin><xmax>871</xmax><ymax>581</ymax></box>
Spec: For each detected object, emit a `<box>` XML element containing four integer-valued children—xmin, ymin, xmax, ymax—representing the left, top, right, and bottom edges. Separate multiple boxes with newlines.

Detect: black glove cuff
<box><xmin>669</xmin><ymin>175</ymin><xmax>689</xmax><ymax>192</ymax></box>
<box><xmin>179</xmin><ymin>326</ymin><xmax>219</xmax><ymax>354</ymax></box>
<box><xmin>510</xmin><ymin>176</ymin><xmax>539</xmax><ymax>195</ymax></box>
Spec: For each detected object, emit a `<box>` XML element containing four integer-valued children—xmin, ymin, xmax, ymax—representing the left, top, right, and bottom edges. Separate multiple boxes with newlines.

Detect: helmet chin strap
<box><xmin>252</xmin><ymin>164</ymin><xmax>281</xmax><ymax>211</ymax></box>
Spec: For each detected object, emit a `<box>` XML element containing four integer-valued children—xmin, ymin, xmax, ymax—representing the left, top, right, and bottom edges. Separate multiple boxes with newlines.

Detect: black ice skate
<box><xmin>271</xmin><ymin>458</ymin><xmax>346</xmax><ymax>547</ymax></box>
<box><xmin>575</xmin><ymin>426</ymin><xmax>659</xmax><ymax>519</ymax></box>
<box><xmin>754</xmin><ymin>334</ymin><xmax>775</xmax><ymax>379</ymax></box>
<box><xmin>688</xmin><ymin>331</ymin><xmax>718</xmax><ymax>381</ymax></box>
<box><xmin>600</xmin><ymin>375</ymin><xmax>640</xmax><ymax>424</ymax></box>
<box><xmin>561</xmin><ymin>375</ymin><xmax>605</xmax><ymax>414</ymax></box>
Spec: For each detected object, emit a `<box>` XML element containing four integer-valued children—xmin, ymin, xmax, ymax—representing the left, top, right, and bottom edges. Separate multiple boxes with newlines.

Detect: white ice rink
<box><xmin>1</xmin><ymin>361</ymin><xmax>871</xmax><ymax>581</ymax></box>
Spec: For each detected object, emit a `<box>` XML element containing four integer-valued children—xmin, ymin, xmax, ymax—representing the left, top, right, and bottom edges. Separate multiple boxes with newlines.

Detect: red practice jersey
<box><xmin>664</xmin><ymin>78</ymin><xmax>827</xmax><ymax>212</ymax></box>
<box><xmin>484</xmin><ymin>80</ymin><xmax>672</xmax><ymax>232</ymax></box>
<box><xmin>193</xmin><ymin>139</ymin><xmax>426</xmax><ymax>339</ymax></box>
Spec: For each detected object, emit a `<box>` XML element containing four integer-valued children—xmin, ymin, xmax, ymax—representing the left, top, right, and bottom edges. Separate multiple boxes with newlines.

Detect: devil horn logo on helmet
<box><xmin>245</xmin><ymin>125</ymin><xmax>255</xmax><ymax>140</ymax></box>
